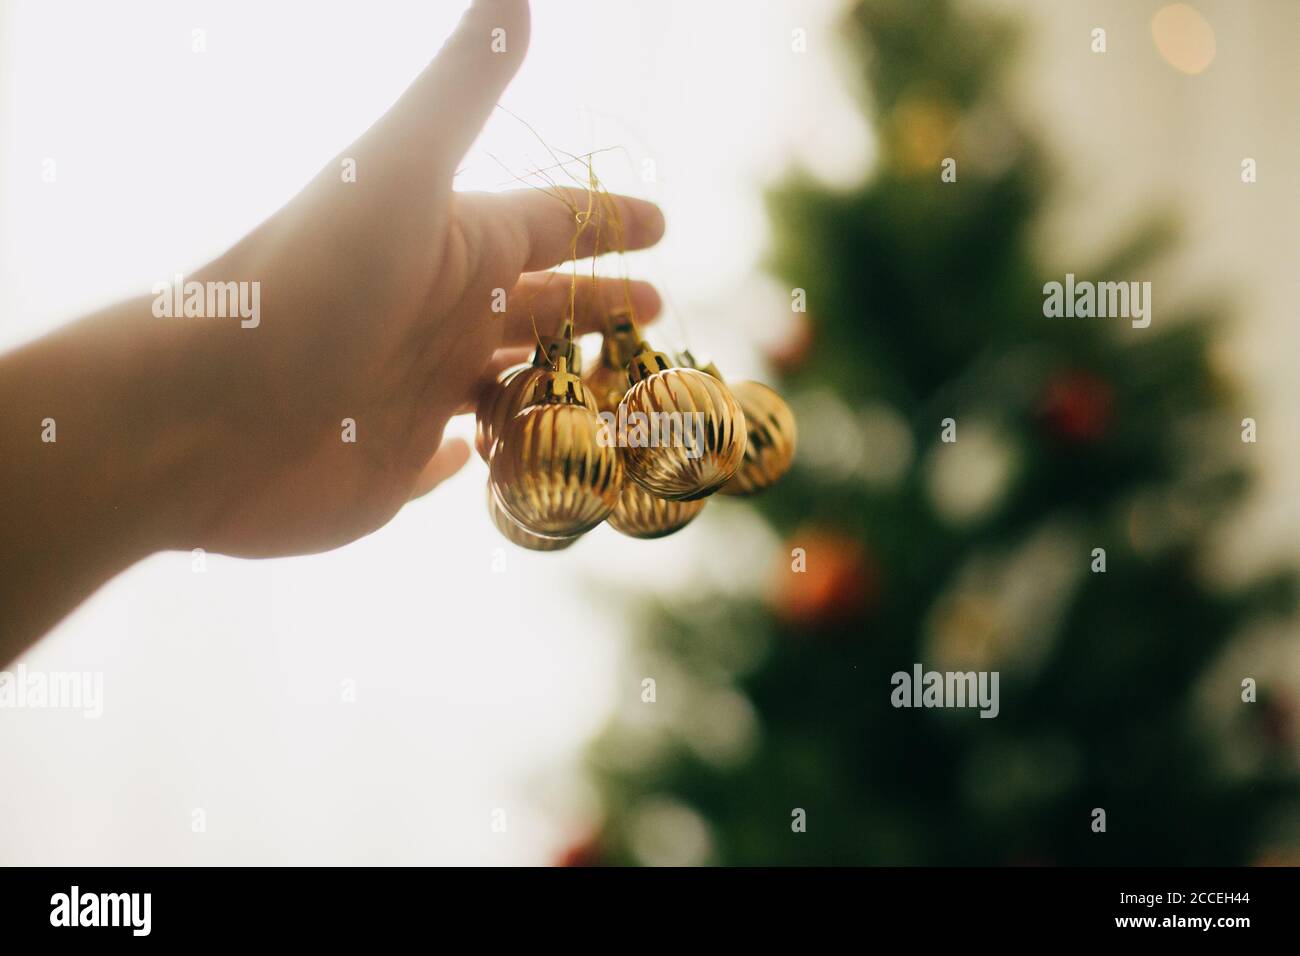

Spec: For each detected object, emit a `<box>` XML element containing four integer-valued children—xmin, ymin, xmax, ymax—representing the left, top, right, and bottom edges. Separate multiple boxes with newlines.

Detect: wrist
<box><xmin>108</xmin><ymin>296</ymin><xmax>240</xmax><ymax>554</ymax></box>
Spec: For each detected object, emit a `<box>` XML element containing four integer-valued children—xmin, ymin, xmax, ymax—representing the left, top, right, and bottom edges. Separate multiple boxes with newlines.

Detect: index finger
<box><xmin>469</xmin><ymin>187</ymin><xmax>666</xmax><ymax>273</ymax></box>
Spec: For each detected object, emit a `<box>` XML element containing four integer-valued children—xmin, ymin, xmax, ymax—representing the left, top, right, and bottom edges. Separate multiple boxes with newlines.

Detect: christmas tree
<box><xmin>578</xmin><ymin>0</ymin><xmax>1299</xmax><ymax>866</ymax></box>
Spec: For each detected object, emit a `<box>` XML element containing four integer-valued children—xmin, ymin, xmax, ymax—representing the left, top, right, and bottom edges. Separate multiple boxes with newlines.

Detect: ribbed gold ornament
<box><xmin>607</xmin><ymin>480</ymin><xmax>706</xmax><ymax>539</ymax></box>
<box><xmin>476</xmin><ymin>364</ymin><xmax>536</xmax><ymax>461</ymax></box>
<box><xmin>475</xmin><ymin>331</ymin><xmax>586</xmax><ymax>462</ymax></box>
<box><xmin>583</xmin><ymin>309</ymin><xmax>642</xmax><ymax>414</ymax></box>
<box><xmin>489</xmin><ymin>360</ymin><xmax>623</xmax><ymax>537</ymax></box>
<box><xmin>720</xmin><ymin>380</ymin><xmax>797</xmax><ymax>496</ymax></box>
<box><xmin>584</xmin><ymin>363</ymin><xmax>630</xmax><ymax>416</ymax></box>
<box><xmin>485</xmin><ymin>483</ymin><xmax>579</xmax><ymax>551</ymax></box>
<box><xmin>620</xmin><ymin>349</ymin><xmax>747</xmax><ymax>501</ymax></box>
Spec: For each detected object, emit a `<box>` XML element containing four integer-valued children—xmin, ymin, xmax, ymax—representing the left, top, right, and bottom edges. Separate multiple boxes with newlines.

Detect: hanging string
<box><xmin>486</xmin><ymin>106</ymin><xmax>694</xmax><ymax>365</ymax></box>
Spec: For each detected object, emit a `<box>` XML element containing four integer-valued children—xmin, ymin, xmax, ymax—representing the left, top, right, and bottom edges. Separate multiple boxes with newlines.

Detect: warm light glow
<box><xmin>1151</xmin><ymin>3</ymin><xmax>1217</xmax><ymax>75</ymax></box>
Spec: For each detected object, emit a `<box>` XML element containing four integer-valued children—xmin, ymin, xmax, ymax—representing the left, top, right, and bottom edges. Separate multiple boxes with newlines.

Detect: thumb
<box><xmin>375</xmin><ymin>0</ymin><xmax>530</xmax><ymax>170</ymax></box>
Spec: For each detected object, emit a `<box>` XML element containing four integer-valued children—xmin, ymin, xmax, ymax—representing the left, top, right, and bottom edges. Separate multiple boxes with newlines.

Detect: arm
<box><xmin>0</xmin><ymin>299</ymin><xmax>206</xmax><ymax>656</ymax></box>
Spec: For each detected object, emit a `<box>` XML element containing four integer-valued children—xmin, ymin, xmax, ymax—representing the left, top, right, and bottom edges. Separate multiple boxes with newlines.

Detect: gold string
<box><xmin>487</xmin><ymin>106</ymin><xmax>670</xmax><ymax>364</ymax></box>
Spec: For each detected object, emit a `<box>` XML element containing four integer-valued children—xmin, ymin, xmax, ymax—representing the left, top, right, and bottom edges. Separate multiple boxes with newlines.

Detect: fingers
<box><xmin>373</xmin><ymin>0</ymin><xmax>531</xmax><ymax>170</ymax></box>
<box><xmin>452</xmin><ymin>272</ymin><xmax>660</xmax><ymax>414</ymax></box>
<box><xmin>410</xmin><ymin>438</ymin><xmax>472</xmax><ymax>500</ymax></box>
<box><xmin>500</xmin><ymin>274</ymin><xmax>661</xmax><ymax>345</ymax></box>
<box><xmin>450</xmin><ymin>268</ymin><xmax>661</xmax><ymax>416</ymax></box>
<box><xmin>474</xmin><ymin>187</ymin><xmax>666</xmax><ymax>273</ymax></box>
<box><xmin>483</xmin><ymin>346</ymin><xmax>534</xmax><ymax>378</ymax></box>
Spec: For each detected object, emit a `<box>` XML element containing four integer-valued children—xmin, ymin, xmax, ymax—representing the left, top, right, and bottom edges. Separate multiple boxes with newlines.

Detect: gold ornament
<box><xmin>620</xmin><ymin>348</ymin><xmax>746</xmax><ymax>500</ymax></box>
<box><xmin>583</xmin><ymin>308</ymin><xmax>642</xmax><ymax>414</ymax></box>
<box><xmin>485</xmin><ymin>483</ymin><xmax>578</xmax><ymax>551</ymax></box>
<box><xmin>475</xmin><ymin>328</ymin><xmax>586</xmax><ymax>462</ymax></box>
<box><xmin>608</xmin><ymin>480</ymin><xmax>706</xmax><ymax>539</ymax></box>
<box><xmin>489</xmin><ymin>358</ymin><xmax>623</xmax><ymax>537</ymax></box>
<box><xmin>720</xmin><ymin>380</ymin><xmax>797</xmax><ymax>496</ymax></box>
<box><xmin>589</xmin><ymin>313</ymin><xmax>707</xmax><ymax>537</ymax></box>
<box><xmin>476</xmin><ymin>365</ymin><xmax>531</xmax><ymax>462</ymax></box>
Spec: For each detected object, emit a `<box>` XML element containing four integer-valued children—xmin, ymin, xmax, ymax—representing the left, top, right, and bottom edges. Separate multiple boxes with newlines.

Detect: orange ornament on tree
<box><xmin>771</xmin><ymin>527</ymin><xmax>878</xmax><ymax>628</ymax></box>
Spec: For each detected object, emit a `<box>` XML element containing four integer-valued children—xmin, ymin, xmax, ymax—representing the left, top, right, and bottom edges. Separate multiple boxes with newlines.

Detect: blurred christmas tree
<box><xmin>579</xmin><ymin>0</ymin><xmax>1300</xmax><ymax>865</ymax></box>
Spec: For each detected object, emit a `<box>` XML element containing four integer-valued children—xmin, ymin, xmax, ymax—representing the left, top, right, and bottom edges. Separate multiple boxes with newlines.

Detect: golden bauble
<box><xmin>621</xmin><ymin>353</ymin><xmax>747</xmax><ymax>501</ymax></box>
<box><xmin>485</xmin><ymin>483</ymin><xmax>579</xmax><ymax>552</ymax></box>
<box><xmin>476</xmin><ymin>363</ymin><xmax>536</xmax><ymax>461</ymax></box>
<box><xmin>489</xmin><ymin>380</ymin><xmax>623</xmax><ymax>538</ymax></box>
<box><xmin>720</xmin><ymin>380</ymin><xmax>797</xmax><ymax>495</ymax></box>
<box><xmin>584</xmin><ymin>312</ymin><xmax>642</xmax><ymax>414</ymax></box>
<box><xmin>584</xmin><ymin>362</ymin><xmax>631</xmax><ymax>415</ymax></box>
<box><xmin>475</xmin><ymin>334</ymin><xmax>585</xmax><ymax>461</ymax></box>
<box><xmin>607</xmin><ymin>480</ymin><xmax>706</xmax><ymax>539</ymax></box>
<box><xmin>476</xmin><ymin>364</ymin><xmax>599</xmax><ymax>462</ymax></box>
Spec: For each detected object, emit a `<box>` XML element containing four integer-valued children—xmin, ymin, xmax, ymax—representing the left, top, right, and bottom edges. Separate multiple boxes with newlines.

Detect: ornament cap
<box><xmin>531</xmin><ymin>325</ymin><xmax>581</xmax><ymax>373</ymax></box>
<box><xmin>678</xmin><ymin>350</ymin><xmax>724</xmax><ymax>381</ymax></box>
<box><xmin>606</xmin><ymin>307</ymin><xmax>640</xmax><ymax>338</ymax></box>
<box><xmin>628</xmin><ymin>346</ymin><xmax>673</xmax><ymax>383</ymax></box>
<box><xmin>525</xmin><ymin>356</ymin><xmax>587</xmax><ymax>406</ymax></box>
<box><xmin>600</xmin><ymin>309</ymin><xmax>643</xmax><ymax>370</ymax></box>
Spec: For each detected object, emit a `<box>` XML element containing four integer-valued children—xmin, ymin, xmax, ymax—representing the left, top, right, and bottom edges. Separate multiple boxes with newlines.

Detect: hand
<box><xmin>0</xmin><ymin>0</ymin><xmax>663</xmax><ymax>658</ymax></box>
<box><xmin>183</xmin><ymin>0</ymin><xmax>662</xmax><ymax>557</ymax></box>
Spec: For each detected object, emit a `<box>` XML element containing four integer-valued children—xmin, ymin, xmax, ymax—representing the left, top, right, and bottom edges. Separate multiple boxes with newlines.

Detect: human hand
<box><xmin>171</xmin><ymin>0</ymin><xmax>663</xmax><ymax>557</ymax></box>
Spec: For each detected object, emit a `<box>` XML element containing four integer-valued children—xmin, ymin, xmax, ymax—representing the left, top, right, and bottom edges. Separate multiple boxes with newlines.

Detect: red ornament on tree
<box><xmin>1257</xmin><ymin>692</ymin><xmax>1298</xmax><ymax>749</ymax></box>
<box><xmin>554</xmin><ymin>834</ymin><xmax>605</xmax><ymax>867</ymax></box>
<box><xmin>763</xmin><ymin>310</ymin><xmax>814</xmax><ymax>376</ymax></box>
<box><xmin>771</xmin><ymin>527</ymin><xmax>879</xmax><ymax>628</ymax></box>
<box><xmin>1037</xmin><ymin>370</ymin><xmax>1114</xmax><ymax>443</ymax></box>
